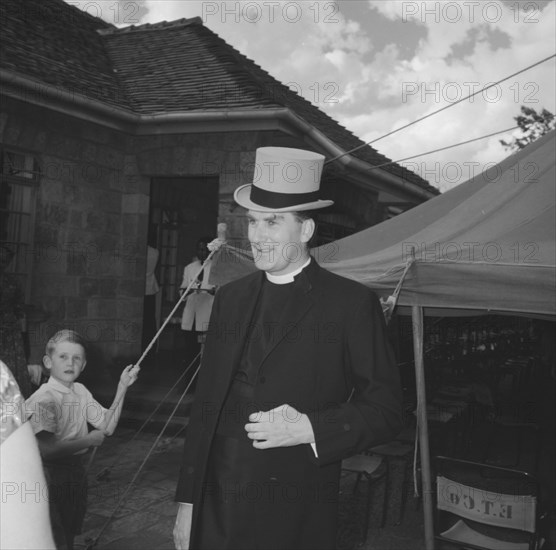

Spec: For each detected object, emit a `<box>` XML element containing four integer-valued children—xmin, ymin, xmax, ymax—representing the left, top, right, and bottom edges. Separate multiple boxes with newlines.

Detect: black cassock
<box><xmin>176</xmin><ymin>259</ymin><xmax>403</xmax><ymax>550</ymax></box>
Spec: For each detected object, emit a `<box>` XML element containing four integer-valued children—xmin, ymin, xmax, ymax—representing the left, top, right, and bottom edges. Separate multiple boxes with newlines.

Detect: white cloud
<box><xmin>66</xmin><ymin>0</ymin><xmax>555</xmax><ymax>190</ymax></box>
<box><xmin>366</xmin><ymin>0</ymin><xmax>410</xmax><ymax>21</ymax></box>
<box><xmin>351</xmin><ymin>1</ymin><xmax>556</xmax><ymax>188</ymax></box>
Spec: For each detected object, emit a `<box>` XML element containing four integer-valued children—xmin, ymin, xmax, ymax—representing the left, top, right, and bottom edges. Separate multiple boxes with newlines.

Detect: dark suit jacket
<box><xmin>176</xmin><ymin>259</ymin><xmax>403</xmax><ymax>548</ymax></box>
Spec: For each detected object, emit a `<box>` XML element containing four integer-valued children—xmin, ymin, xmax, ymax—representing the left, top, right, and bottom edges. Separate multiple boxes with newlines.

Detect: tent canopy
<box><xmin>313</xmin><ymin>130</ymin><xmax>555</xmax><ymax>318</ymax></box>
<box><xmin>211</xmin><ymin>131</ymin><xmax>555</xmax><ymax>318</ymax></box>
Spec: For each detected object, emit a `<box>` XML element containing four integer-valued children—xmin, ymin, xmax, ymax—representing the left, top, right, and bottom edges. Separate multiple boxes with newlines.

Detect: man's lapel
<box><xmin>226</xmin><ymin>271</ymin><xmax>265</xmax><ymax>369</ymax></box>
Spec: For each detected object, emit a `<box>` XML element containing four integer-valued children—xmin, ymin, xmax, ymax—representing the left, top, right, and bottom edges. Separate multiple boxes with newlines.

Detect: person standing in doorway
<box><xmin>179</xmin><ymin>237</ymin><xmax>216</xmax><ymax>357</ymax></box>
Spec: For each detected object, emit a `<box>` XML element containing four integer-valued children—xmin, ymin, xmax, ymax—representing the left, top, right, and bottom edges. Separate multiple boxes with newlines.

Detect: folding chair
<box><xmin>340</xmin><ymin>453</ymin><xmax>388</xmax><ymax>545</ymax></box>
<box><xmin>370</xmin><ymin>440</ymin><xmax>414</xmax><ymax>525</ymax></box>
<box><xmin>434</xmin><ymin>456</ymin><xmax>544</xmax><ymax>550</ymax></box>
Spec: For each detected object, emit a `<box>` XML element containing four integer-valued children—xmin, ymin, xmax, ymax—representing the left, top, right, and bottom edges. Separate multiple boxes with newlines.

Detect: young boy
<box><xmin>26</xmin><ymin>330</ymin><xmax>140</xmax><ymax>549</ymax></box>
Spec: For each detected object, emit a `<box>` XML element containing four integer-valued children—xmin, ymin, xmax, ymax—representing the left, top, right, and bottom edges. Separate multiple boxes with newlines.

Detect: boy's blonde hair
<box><xmin>45</xmin><ymin>329</ymin><xmax>87</xmax><ymax>357</ymax></box>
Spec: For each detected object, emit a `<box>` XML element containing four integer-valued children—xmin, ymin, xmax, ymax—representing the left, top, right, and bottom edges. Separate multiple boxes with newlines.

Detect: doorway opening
<box><xmin>146</xmin><ymin>176</ymin><xmax>219</xmax><ymax>361</ymax></box>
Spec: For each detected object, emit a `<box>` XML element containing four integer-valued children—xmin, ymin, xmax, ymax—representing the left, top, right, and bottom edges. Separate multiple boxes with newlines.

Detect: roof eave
<box><xmin>0</xmin><ymin>69</ymin><xmax>434</xmax><ymax>200</ymax></box>
<box><xmin>277</xmin><ymin>110</ymin><xmax>435</xmax><ymax>201</ymax></box>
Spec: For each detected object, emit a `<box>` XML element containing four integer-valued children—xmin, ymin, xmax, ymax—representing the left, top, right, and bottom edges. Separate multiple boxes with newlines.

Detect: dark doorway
<box><xmin>146</xmin><ymin>176</ymin><xmax>219</xmax><ymax>363</ymax></box>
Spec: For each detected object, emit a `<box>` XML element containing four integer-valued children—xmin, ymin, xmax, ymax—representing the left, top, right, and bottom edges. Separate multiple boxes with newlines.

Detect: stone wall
<box><xmin>1</xmin><ymin>98</ymin><xmax>147</xmax><ymax>366</ymax></box>
<box><xmin>1</xmin><ymin>97</ymin><xmax>314</xmax><ymax>366</ymax></box>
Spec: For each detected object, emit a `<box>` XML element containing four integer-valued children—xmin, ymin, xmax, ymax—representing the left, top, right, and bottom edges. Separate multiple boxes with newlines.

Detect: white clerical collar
<box><xmin>266</xmin><ymin>257</ymin><xmax>311</xmax><ymax>285</ymax></box>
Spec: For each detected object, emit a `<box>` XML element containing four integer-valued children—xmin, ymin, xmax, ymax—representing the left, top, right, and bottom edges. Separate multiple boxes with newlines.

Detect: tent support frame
<box><xmin>412</xmin><ymin>305</ymin><xmax>435</xmax><ymax>550</ymax></box>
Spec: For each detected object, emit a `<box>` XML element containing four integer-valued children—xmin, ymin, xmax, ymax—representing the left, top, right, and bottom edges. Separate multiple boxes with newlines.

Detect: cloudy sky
<box><xmin>73</xmin><ymin>0</ymin><xmax>555</xmax><ymax>191</ymax></box>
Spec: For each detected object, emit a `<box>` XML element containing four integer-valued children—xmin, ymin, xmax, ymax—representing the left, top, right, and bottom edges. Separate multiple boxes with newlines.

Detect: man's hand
<box><xmin>174</xmin><ymin>502</ymin><xmax>193</xmax><ymax>550</ymax></box>
<box><xmin>87</xmin><ymin>429</ymin><xmax>105</xmax><ymax>447</ymax></box>
<box><xmin>244</xmin><ymin>404</ymin><xmax>315</xmax><ymax>449</ymax></box>
<box><xmin>119</xmin><ymin>364</ymin><xmax>140</xmax><ymax>388</ymax></box>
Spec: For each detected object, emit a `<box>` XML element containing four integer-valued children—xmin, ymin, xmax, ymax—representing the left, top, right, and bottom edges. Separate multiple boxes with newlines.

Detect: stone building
<box><xmin>0</xmin><ymin>0</ymin><xmax>437</xmax><ymax>364</ymax></box>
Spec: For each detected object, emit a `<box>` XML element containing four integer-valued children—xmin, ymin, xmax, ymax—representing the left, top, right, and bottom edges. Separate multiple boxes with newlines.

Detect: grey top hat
<box><xmin>234</xmin><ymin>147</ymin><xmax>334</xmax><ymax>212</ymax></box>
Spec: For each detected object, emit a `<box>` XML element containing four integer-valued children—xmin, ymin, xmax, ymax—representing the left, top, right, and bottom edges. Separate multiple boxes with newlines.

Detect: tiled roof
<box><xmin>0</xmin><ymin>0</ymin><xmax>435</xmax><ymax>192</ymax></box>
<box><xmin>101</xmin><ymin>19</ymin><xmax>282</xmax><ymax>113</ymax></box>
<box><xmin>0</xmin><ymin>0</ymin><xmax>126</xmax><ymax>107</ymax></box>
<box><xmin>102</xmin><ymin>20</ymin><xmax>433</xmax><ymax>190</ymax></box>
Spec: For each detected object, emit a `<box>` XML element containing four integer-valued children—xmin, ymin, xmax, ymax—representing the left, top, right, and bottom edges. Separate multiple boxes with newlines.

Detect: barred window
<box><xmin>0</xmin><ymin>148</ymin><xmax>40</xmax><ymax>301</ymax></box>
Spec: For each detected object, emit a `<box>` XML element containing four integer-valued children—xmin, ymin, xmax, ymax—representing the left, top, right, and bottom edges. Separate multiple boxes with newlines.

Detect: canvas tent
<box><xmin>209</xmin><ymin>130</ymin><xmax>555</xmax><ymax>549</ymax></box>
<box><xmin>319</xmin><ymin>129</ymin><xmax>555</xmax><ymax>549</ymax></box>
<box><xmin>313</xmin><ymin>129</ymin><xmax>555</xmax><ymax>319</ymax></box>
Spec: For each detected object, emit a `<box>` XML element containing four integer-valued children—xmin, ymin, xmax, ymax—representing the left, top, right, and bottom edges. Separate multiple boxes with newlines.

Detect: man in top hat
<box><xmin>174</xmin><ymin>147</ymin><xmax>402</xmax><ymax>550</ymax></box>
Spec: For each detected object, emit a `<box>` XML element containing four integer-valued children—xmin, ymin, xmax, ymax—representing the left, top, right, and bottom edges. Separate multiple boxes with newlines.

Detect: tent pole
<box><xmin>412</xmin><ymin>305</ymin><xmax>435</xmax><ymax>550</ymax></box>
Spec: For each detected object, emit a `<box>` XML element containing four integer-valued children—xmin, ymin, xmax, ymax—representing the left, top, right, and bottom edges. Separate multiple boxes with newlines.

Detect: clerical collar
<box><xmin>266</xmin><ymin>257</ymin><xmax>311</xmax><ymax>285</ymax></box>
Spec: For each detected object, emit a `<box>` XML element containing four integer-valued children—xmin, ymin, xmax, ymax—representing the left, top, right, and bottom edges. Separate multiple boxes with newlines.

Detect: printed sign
<box><xmin>437</xmin><ymin>476</ymin><xmax>536</xmax><ymax>532</ymax></box>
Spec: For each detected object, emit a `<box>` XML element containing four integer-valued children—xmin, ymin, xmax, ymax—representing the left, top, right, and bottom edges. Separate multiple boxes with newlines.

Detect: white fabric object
<box><xmin>145</xmin><ymin>246</ymin><xmax>160</xmax><ymax>295</ymax></box>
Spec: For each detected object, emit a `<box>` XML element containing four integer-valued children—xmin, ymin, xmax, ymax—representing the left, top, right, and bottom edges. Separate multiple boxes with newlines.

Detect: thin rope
<box><xmin>134</xmin><ymin>244</ymin><xmax>224</xmax><ymax>368</ymax></box>
<box><xmin>93</xmin><ymin>352</ymin><xmax>201</xmax><ymax>480</ymax></box>
<box><xmin>381</xmin><ymin>258</ymin><xmax>414</xmax><ymax>323</ymax></box>
<box><xmin>84</xmin><ymin>242</ymin><xmax>227</xmax><ymax>527</ymax></box>
<box><xmin>87</xmin><ymin>243</ymin><xmax>227</xmax><ymax>458</ymax></box>
<box><xmin>392</xmin><ymin>257</ymin><xmax>414</xmax><ymax>301</ymax></box>
<box><xmin>361</xmin><ymin>126</ymin><xmax>519</xmax><ymax>172</ymax></box>
<box><xmin>85</xmin><ymin>361</ymin><xmax>202</xmax><ymax>549</ymax></box>
<box><xmin>413</xmin><ymin>424</ymin><xmax>420</xmax><ymax>498</ymax></box>
<box><xmin>325</xmin><ymin>53</ymin><xmax>556</xmax><ymax>164</ymax></box>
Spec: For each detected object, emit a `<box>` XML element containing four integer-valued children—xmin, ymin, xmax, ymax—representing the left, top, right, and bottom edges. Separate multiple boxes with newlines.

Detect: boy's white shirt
<box><xmin>25</xmin><ymin>377</ymin><xmax>107</xmax><ymax>454</ymax></box>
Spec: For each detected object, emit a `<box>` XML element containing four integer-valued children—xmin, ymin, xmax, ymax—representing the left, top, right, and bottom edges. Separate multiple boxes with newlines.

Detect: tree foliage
<box><xmin>500</xmin><ymin>106</ymin><xmax>555</xmax><ymax>151</ymax></box>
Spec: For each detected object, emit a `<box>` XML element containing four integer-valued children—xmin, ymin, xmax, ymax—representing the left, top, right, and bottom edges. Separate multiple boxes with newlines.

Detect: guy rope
<box><xmin>83</xmin><ymin>226</ymin><xmax>228</xmax><ymax>549</ymax></box>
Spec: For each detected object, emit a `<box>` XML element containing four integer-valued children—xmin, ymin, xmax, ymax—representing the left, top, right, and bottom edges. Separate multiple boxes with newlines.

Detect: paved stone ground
<box><xmin>74</xmin><ymin>427</ymin><xmax>426</xmax><ymax>550</ymax></box>
<box><xmin>75</xmin><ymin>430</ymin><xmax>180</xmax><ymax>550</ymax></box>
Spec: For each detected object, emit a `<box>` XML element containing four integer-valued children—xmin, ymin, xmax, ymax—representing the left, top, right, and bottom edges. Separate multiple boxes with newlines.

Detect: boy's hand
<box><xmin>88</xmin><ymin>429</ymin><xmax>105</xmax><ymax>447</ymax></box>
<box><xmin>119</xmin><ymin>364</ymin><xmax>140</xmax><ymax>387</ymax></box>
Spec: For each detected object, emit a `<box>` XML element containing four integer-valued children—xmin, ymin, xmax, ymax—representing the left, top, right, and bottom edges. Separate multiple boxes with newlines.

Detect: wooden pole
<box><xmin>412</xmin><ymin>305</ymin><xmax>435</xmax><ymax>550</ymax></box>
